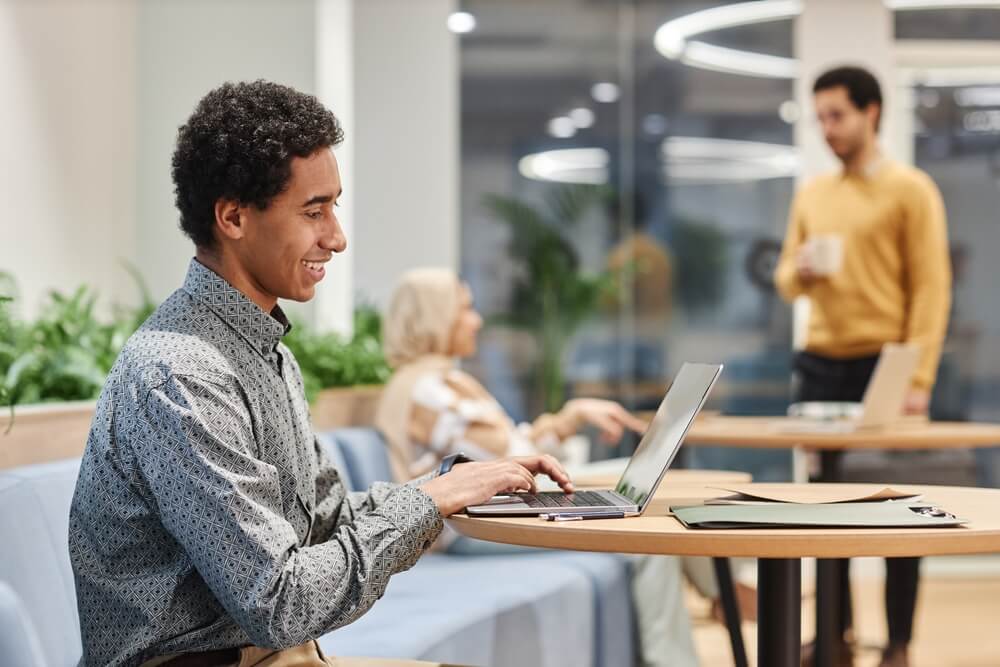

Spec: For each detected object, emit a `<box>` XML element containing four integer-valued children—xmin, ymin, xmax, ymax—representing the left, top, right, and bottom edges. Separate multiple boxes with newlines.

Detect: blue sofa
<box><xmin>0</xmin><ymin>428</ymin><xmax>635</xmax><ymax>667</ymax></box>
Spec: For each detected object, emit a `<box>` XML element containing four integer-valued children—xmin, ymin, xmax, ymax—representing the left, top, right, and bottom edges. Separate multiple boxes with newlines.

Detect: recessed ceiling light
<box><xmin>642</xmin><ymin>113</ymin><xmax>669</xmax><ymax>136</ymax></box>
<box><xmin>591</xmin><ymin>82</ymin><xmax>620</xmax><ymax>103</ymax></box>
<box><xmin>778</xmin><ymin>100</ymin><xmax>801</xmax><ymax>124</ymax></box>
<box><xmin>447</xmin><ymin>11</ymin><xmax>477</xmax><ymax>34</ymax></box>
<box><xmin>547</xmin><ymin>116</ymin><xmax>577</xmax><ymax>138</ymax></box>
<box><xmin>569</xmin><ymin>107</ymin><xmax>596</xmax><ymax>128</ymax></box>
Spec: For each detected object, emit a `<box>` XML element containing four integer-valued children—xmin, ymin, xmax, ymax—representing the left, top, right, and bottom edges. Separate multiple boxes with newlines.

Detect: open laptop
<box><xmin>465</xmin><ymin>362</ymin><xmax>723</xmax><ymax>517</ymax></box>
<box><xmin>776</xmin><ymin>342</ymin><xmax>920</xmax><ymax>434</ymax></box>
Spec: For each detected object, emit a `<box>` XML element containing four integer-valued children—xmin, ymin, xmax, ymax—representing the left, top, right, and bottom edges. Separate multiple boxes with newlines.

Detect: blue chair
<box><xmin>320</xmin><ymin>428</ymin><xmax>636</xmax><ymax>667</ymax></box>
<box><xmin>0</xmin><ymin>458</ymin><xmax>84</xmax><ymax>667</ymax></box>
<box><xmin>0</xmin><ymin>434</ymin><xmax>635</xmax><ymax>667</ymax></box>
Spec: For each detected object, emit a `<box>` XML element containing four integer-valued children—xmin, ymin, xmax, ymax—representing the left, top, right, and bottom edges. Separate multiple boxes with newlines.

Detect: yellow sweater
<box><xmin>774</xmin><ymin>160</ymin><xmax>951</xmax><ymax>389</ymax></box>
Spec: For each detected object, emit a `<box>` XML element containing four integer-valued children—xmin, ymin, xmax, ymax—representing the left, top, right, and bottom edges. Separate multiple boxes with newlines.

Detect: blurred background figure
<box><xmin>774</xmin><ymin>66</ymin><xmax>951</xmax><ymax>667</ymax></box>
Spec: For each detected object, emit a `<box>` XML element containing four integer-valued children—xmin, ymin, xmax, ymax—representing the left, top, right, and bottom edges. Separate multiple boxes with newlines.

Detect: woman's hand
<box><xmin>558</xmin><ymin>399</ymin><xmax>649</xmax><ymax>444</ymax></box>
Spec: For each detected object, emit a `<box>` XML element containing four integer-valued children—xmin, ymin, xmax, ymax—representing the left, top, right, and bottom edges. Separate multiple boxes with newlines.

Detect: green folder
<box><xmin>670</xmin><ymin>502</ymin><xmax>967</xmax><ymax>529</ymax></box>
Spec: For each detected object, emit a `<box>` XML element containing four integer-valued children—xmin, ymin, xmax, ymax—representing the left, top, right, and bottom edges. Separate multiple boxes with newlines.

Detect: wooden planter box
<box><xmin>310</xmin><ymin>385</ymin><xmax>384</xmax><ymax>431</ymax></box>
<box><xmin>0</xmin><ymin>401</ymin><xmax>96</xmax><ymax>469</ymax></box>
<box><xmin>0</xmin><ymin>385</ymin><xmax>384</xmax><ymax>470</ymax></box>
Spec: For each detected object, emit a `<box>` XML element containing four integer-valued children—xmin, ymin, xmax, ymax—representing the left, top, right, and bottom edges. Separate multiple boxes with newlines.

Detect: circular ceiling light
<box><xmin>518</xmin><ymin>138</ymin><xmax>799</xmax><ymax>186</ymax></box>
<box><xmin>662</xmin><ymin>137</ymin><xmax>800</xmax><ymax>183</ymax></box>
<box><xmin>518</xmin><ymin>148</ymin><xmax>609</xmax><ymax>184</ymax></box>
<box><xmin>654</xmin><ymin>0</ymin><xmax>1000</xmax><ymax>80</ymax></box>
<box><xmin>653</xmin><ymin>0</ymin><xmax>800</xmax><ymax>79</ymax></box>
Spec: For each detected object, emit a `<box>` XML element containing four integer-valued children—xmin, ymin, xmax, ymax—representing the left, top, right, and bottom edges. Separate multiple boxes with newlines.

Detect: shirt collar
<box><xmin>182</xmin><ymin>258</ymin><xmax>291</xmax><ymax>356</ymax></box>
<box><xmin>841</xmin><ymin>154</ymin><xmax>887</xmax><ymax>182</ymax></box>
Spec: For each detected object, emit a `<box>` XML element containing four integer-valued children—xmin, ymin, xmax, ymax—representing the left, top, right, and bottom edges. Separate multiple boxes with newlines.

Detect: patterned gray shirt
<box><xmin>69</xmin><ymin>259</ymin><xmax>443</xmax><ymax>667</ymax></box>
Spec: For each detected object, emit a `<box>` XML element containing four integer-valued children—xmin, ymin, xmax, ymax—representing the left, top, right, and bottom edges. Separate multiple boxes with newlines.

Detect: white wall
<box><xmin>0</xmin><ymin>0</ymin><xmax>136</xmax><ymax>318</ymax></box>
<box><xmin>794</xmin><ymin>0</ymin><xmax>899</xmax><ymax>180</ymax></box>
<box><xmin>136</xmin><ymin>0</ymin><xmax>459</xmax><ymax>329</ymax></box>
<box><xmin>345</xmin><ymin>0</ymin><xmax>459</xmax><ymax>310</ymax></box>
<box><xmin>2</xmin><ymin>0</ymin><xmax>460</xmax><ymax>330</ymax></box>
<box><xmin>135</xmin><ymin>0</ymin><xmax>318</xmax><ymax>316</ymax></box>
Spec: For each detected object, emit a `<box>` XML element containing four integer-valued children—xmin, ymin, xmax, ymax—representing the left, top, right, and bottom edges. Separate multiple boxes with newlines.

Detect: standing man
<box><xmin>69</xmin><ymin>80</ymin><xmax>573</xmax><ymax>667</ymax></box>
<box><xmin>774</xmin><ymin>66</ymin><xmax>951</xmax><ymax>667</ymax></box>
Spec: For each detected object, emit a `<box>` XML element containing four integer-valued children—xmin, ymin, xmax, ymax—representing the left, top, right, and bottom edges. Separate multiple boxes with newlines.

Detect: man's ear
<box><xmin>867</xmin><ymin>103</ymin><xmax>882</xmax><ymax>134</ymax></box>
<box><xmin>214</xmin><ymin>198</ymin><xmax>246</xmax><ymax>242</ymax></box>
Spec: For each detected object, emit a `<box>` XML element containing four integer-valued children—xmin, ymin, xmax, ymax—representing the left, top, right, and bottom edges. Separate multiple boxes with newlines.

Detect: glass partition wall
<box><xmin>458</xmin><ymin>0</ymin><xmax>796</xmax><ymax>473</ymax></box>
<box><xmin>457</xmin><ymin>0</ymin><xmax>1000</xmax><ymax>483</ymax></box>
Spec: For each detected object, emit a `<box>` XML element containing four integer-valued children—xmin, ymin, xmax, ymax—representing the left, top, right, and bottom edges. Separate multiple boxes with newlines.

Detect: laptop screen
<box><xmin>614</xmin><ymin>363</ymin><xmax>723</xmax><ymax>508</ymax></box>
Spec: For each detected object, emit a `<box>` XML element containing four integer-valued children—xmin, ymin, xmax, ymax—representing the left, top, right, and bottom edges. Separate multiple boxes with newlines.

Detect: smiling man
<box><xmin>68</xmin><ymin>81</ymin><xmax>571</xmax><ymax>667</ymax></box>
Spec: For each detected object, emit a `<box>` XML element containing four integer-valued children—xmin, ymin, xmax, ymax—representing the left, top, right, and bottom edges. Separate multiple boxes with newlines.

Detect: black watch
<box><xmin>438</xmin><ymin>452</ymin><xmax>472</xmax><ymax>476</ymax></box>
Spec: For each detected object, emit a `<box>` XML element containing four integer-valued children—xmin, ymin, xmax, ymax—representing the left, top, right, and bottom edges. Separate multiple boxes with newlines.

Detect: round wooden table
<box><xmin>449</xmin><ymin>483</ymin><xmax>1000</xmax><ymax>667</ymax></box>
<box><xmin>538</xmin><ymin>464</ymin><xmax>753</xmax><ymax>666</ymax></box>
<box><xmin>681</xmin><ymin>415</ymin><xmax>1000</xmax><ymax>666</ymax></box>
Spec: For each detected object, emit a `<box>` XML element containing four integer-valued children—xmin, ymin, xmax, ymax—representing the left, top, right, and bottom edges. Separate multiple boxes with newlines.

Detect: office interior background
<box><xmin>3</xmin><ymin>1</ymin><xmax>1000</xmax><ymax>663</ymax></box>
<box><xmin>6</xmin><ymin>0</ymin><xmax>998</xmax><ymax>481</ymax></box>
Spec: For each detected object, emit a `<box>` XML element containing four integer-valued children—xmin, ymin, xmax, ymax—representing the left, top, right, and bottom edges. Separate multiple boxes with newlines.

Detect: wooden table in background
<box><xmin>683</xmin><ymin>416</ymin><xmax>1000</xmax><ymax>452</ymax></box>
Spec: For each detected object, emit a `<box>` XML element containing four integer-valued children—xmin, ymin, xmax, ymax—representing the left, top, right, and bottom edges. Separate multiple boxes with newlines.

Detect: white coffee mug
<box><xmin>806</xmin><ymin>235</ymin><xmax>843</xmax><ymax>275</ymax></box>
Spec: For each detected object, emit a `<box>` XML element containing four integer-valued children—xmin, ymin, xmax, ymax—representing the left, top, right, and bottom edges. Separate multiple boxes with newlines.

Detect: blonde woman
<box><xmin>376</xmin><ymin>268</ymin><xmax>646</xmax><ymax>482</ymax></box>
<box><xmin>375</xmin><ymin>267</ymin><xmax>712</xmax><ymax>667</ymax></box>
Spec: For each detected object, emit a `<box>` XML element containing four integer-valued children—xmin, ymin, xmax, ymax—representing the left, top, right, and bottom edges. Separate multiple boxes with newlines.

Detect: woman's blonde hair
<box><xmin>382</xmin><ymin>267</ymin><xmax>463</xmax><ymax>368</ymax></box>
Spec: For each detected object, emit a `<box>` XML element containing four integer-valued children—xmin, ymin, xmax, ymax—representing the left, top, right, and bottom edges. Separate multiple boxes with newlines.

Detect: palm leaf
<box><xmin>544</xmin><ymin>184</ymin><xmax>613</xmax><ymax>227</ymax></box>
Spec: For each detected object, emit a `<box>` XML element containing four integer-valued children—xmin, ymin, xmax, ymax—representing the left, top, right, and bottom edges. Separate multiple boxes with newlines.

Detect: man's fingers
<box><xmin>502</xmin><ymin>463</ymin><xmax>534</xmax><ymax>494</ymax></box>
<box><xmin>536</xmin><ymin>454</ymin><xmax>574</xmax><ymax>493</ymax></box>
<box><xmin>509</xmin><ymin>456</ymin><xmax>574</xmax><ymax>493</ymax></box>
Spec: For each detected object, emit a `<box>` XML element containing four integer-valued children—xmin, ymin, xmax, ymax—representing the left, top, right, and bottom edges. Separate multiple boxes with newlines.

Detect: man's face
<box><xmin>235</xmin><ymin>148</ymin><xmax>346</xmax><ymax>306</ymax></box>
<box><xmin>814</xmin><ymin>85</ymin><xmax>877</xmax><ymax>162</ymax></box>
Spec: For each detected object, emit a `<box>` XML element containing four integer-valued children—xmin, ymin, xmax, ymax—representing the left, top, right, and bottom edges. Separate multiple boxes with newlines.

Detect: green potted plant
<box><xmin>0</xmin><ymin>267</ymin><xmax>155</xmax><ymax>467</ymax></box>
<box><xmin>282</xmin><ymin>304</ymin><xmax>392</xmax><ymax>429</ymax></box>
<box><xmin>0</xmin><ymin>293</ymin><xmax>12</xmax><ymax>422</ymax></box>
<box><xmin>484</xmin><ymin>184</ymin><xmax>617</xmax><ymax>413</ymax></box>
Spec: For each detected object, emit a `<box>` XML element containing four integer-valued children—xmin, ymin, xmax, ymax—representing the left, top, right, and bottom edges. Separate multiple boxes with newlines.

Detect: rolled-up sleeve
<box><xmin>132</xmin><ymin>373</ymin><xmax>443</xmax><ymax>648</ymax></box>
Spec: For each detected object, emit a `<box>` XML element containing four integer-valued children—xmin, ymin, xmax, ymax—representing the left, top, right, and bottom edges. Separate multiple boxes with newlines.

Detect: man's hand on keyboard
<box><xmin>419</xmin><ymin>454</ymin><xmax>573</xmax><ymax>517</ymax></box>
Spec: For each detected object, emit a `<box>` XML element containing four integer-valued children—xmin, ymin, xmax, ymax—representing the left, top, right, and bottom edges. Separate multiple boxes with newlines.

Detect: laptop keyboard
<box><xmin>518</xmin><ymin>490</ymin><xmax>617</xmax><ymax>509</ymax></box>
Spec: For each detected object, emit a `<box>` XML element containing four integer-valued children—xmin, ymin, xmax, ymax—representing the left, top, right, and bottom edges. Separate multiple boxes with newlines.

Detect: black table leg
<box><xmin>815</xmin><ymin>557</ymin><xmax>844</xmax><ymax>667</ymax></box>
<box><xmin>712</xmin><ymin>557</ymin><xmax>748</xmax><ymax>667</ymax></box>
<box><xmin>759</xmin><ymin>558</ymin><xmax>802</xmax><ymax>667</ymax></box>
<box><xmin>814</xmin><ymin>450</ymin><xmax>847</xmax><ymax>667</ymax></box>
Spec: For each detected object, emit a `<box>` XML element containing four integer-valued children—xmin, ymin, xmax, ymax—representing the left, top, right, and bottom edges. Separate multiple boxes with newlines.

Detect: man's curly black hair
<box><xmin>171</xmin><ymin>80</ymin><xmax>344</xmax><ymax>249</ymax></box>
